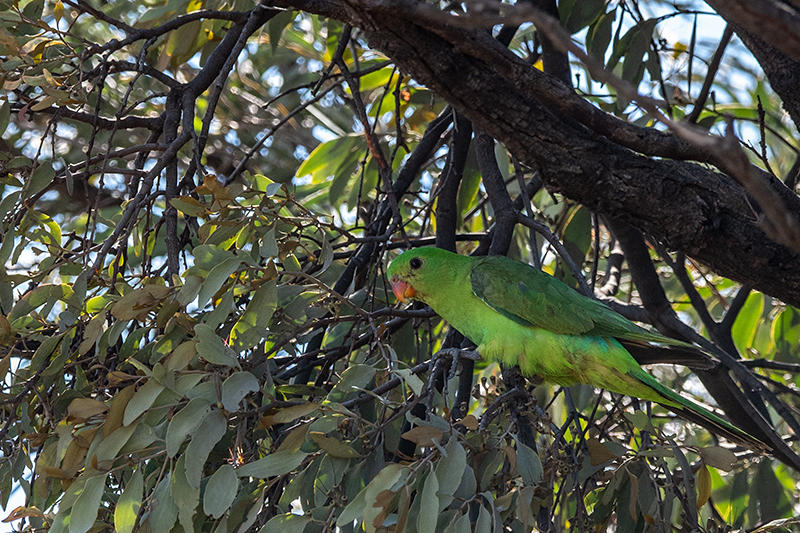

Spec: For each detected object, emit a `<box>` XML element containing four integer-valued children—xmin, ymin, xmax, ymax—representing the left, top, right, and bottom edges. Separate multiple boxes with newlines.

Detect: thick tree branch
<box><xmin>435</xmin><ymin>113</ymin><xmax>472</xmax><ymax>253</ymax></box>
<box><xmin>704</xmin><ymin>0</ymin><xmax>800</xmax><ymax>65</ymax></box>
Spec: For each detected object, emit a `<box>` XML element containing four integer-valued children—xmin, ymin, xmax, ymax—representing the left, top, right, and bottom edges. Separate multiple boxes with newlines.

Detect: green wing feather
<box><xmin>470</xmin><ymin>256</ymin><xmax>686</xmax><ymax>346</ymax></box>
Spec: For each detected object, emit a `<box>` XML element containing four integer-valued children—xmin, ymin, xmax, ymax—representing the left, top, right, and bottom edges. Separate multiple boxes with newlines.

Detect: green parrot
<box><xmin>387</xmin><ymin>246</ymin><xmax>762</xmax><ymax>449</ymax></box>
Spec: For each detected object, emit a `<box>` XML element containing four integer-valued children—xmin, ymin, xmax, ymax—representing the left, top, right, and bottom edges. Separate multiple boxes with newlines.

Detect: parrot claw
<box><xmin>431</xmin><ymin>348</ymin><xmax>481</xmax><ymax>380</ymax></box>
<box><xmin>425</xmin><ymin>348</ymin><xmax>482</xmax><ymax>415</ymax></box>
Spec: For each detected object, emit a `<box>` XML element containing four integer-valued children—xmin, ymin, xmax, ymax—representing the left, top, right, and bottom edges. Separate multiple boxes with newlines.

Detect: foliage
<box><xmin>1</xmin><ymin>0</ymin><xmax>800</xmax><ymax>532</ymax></box>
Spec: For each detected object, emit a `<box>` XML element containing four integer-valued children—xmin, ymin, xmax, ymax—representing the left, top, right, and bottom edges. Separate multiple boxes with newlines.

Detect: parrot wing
<box><xmin>469</xmin><ymin>256</ymin><xmax>686</xmax><ymax>346</ymax></box>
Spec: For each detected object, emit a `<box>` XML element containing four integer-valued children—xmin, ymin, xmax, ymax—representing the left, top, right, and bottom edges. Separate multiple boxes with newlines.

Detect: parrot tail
<box><xmin>632</xmin><ymin>367</ymin><xmax>769</xmax><ymax>453</ymax></box>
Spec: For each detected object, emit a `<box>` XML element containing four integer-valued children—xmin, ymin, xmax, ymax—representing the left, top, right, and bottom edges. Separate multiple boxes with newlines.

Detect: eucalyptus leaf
<box><xmin>236</xmin><ymin>450</ymin><xmax>308</xmax><ymax>479</ymax></box>
<box><xmin>24</xmin><ymin>161</ymin><xmax>55</xmax><ymax>199</ymax></box>
<box><xmin>203</xmin><ymin>465</ymin><xmax>239</xmax><ymax>518</ymax></box>
<box><xmin>220</xmin><ymin>371</ymin><xmax>259</xmax><ymax>411</ymax></box>
<box><xmin>68</xmin><ymin>473</ymin><xmax>107</xmax><ymax>533</ymax></box>
<box><xmin>185</xmin><ymin>410</ymin><xmax>228</xmax><ymax>488</ymax></box>
<box><xmin>194</xmin><ymin>323</ymin><xmax>239</xmax><ymax>367</ymax></box>
<box><xmin>165</xmin><ymin>398</ymin><xmax>212</xmax><ymax>457</ymax></box>
<box><xmin>115</xmin><ymin>468</ymin><xmax>143</xmax><ymax>533</ymax></box>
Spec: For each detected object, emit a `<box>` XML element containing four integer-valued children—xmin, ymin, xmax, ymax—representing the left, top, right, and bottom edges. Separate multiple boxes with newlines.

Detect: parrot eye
<box><xmin>409</xmin><ymin>257</ymin><xmax>423</xmax><ymax>270</ymax></box>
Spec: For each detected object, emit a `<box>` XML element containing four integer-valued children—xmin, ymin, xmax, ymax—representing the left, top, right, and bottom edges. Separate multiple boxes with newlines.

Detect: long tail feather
<box><xmin>620</xmin><ymin>340</ymin><xmax>716</xmax><ymax>370</ymax></box>
<box><xmin>630</xmin><ymin>367</ymin><xmax>769</xmax><ymax>453</ymax></box>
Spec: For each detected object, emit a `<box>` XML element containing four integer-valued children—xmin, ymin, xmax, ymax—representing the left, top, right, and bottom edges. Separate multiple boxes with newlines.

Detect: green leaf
<box><xmin>514</xmin><ymin>436</ymin><xmax>542</xmax><ymax>486</ymax></box>
<box><xmin>260</xmin><ymin>228</ymin><xmax>279</xmax><ymax>258</ymax></box>
<box><xmin>202</xmin><ymin>288</ymin><xmax>235</xmax><ymax>330</ymax></box>
<box><xmin>192</xmin><ymin>244</ymin><xmax>237</xmax><ymax>272</ymax></box>
<box><xmin>164</xmin><ymin>340</ymin><xmax>198</xmax><ymax>372</ymax></box>
<box><xmin>124</xmin><ymin>379</ymin><xmax>166</xmax><ymax>425</ymax></box>
<box><xmin>0</xmin><ymin>193</ymin><xmax>19</xmax><ymax>230</ymax></box>
<box><xmin>360</xmin><ymin>464</ymin><xmax>406</xmax><ymax>531</ymax></box>
<box><xmin>177</xmin><ymin>275</ymin><xmax>204</xmax><ymax>306</ymax></box>
<box><xmin>230</xmin><ymin>280</ymin><xmax>277</xmax><ymax>352</ymax></box>
<box><xmin>772</xmin><ymin>306</ymin><xmax>800</xmax><ymax>359</ymax></box>
<box><xmin>148</xmin><ymin>473</ymin><xmax>178</xmax><ymax>533</ymax></box>
<box><xmin>22</xmin><ymin>0</ymin><xmax>45</xmax><ymax>22</ymax></box>
<box><xmin>29</xmin><ymin>333</ymin><xmax>63</xmax><ymax>373</ymax></box>
<box><xmin>93</xmin><ymin>422</ymin><xmax>138</xmax><ymax>465</ymax></box>
<box><xmin>447</xmin><ymin>513</ymin><xmax>471</xmax><ymax>533</ymax></box>
<box><xmin>272</xmin><ymin>402</ymin><xmax>320</xmax><ymax>424</ymax></box>
<box><xmin>69</xmin><ymin>473</ymin><xmax>107</xmax><ymax>533</ymax></box>
<box><xmin>267</xmin><ymin>9</ymin><xmax>295</xmax><ymax>54</ymax></box>
<box><xmin>9</xmin><ymin>284</ymin><xmax>73</xmax><ymax>322</ymax></box>
<box><xmin>434</xmin><ymin>437</ymin><xmax>467</xmax><ymax>510</ymax></box>
<box><xmin>260</xmin><ymin>513</ymin><xmax>311</xmax><ymax>533</ymax></box>
<box><xmin>24</xmin><ymin>161</ymin><xmax>55</xmax><ymax>199</ymax></box>
<box><xmin>337</xmin><ymin>480</ymin><xmax>367</xmax><ymax>527</ymax></box>
<box><xmin>115</xmin><ymin>468</ymin><xmax>143</xmax><ymax>533</ymax></box>
<box><xmin>170</xmin><ymin>196</ymin><xmax>207</xmax><ymax>217</ymax></box>
<box><xmin>236</xmin><ymin>450</ymin><xmax>308</xmax><ymax>478</ymax></box>
<box><xmin>166</xmin><ymin>398</ymin><xmax>212</xmax><ymax>457</ymax></box>
<box><xmin>418</xmin><ymin>470</ymin><xmax>439</xmax><ymax>533</ymax></box>
<box><xmin>50</xmin><ymin>473</ymin><xmax>87</xmax><ymax>533</ymax></box>
<box><xmin>194</xmin><ymin>323</ymin><xmax>239</xmax><ymax>367</ymax></box>
<box><xmin>196</xmin><ymin>256</ymin><xmax>242</xmax><ymax>309</ymax></box>
<box><xmin>296</xmin><ymin>135</ymin><xmax>361</xmax><ymax>182</ymax></box>
<box><xmin>171</xmin><ymin>455</ymin><xmax>200</xmax><ymax>532</ymax></box>
<box><xmin>309</xmin><ymin>432</ymin><xmax>360</xmax><ymax>459</ymax></box>
<box><xmin>220</xmin><ymin>371</ymin><xmax>259</xmax><ymax>411</ymax></box>
<box><xmin>559</xmin><ymin>0</ymin><xmax>607</xmax><ymax>34</ymax></box>
<box><xmin>185</xmin><ymin>409</ymin><xmax>228</xmax><ymax>488</ymax></box>
<box><xmin>358</xmin><ymin>65</ymin><xmax>395</xmax><ymax>92</ymax></box>
<box><xmin>699</xmin><ymin>446</ymin><xmax>737</xmax><ymax>472</ymax></box>
<box><xmin>475</xmin><ymin>503</ymin><xmax>492</xmax><ymax>533</ymax></box>
<box><xmin>623</xmin><ymin>410</ymin><xmax>654</xmax><ymax>432</ymax></box>
<box><xmin>749</xmin><ymin>461</ymin><xmax>792</xmax><ymax>523</ymax></box>
<box><xmin>0</xmin><ymin>99</ymin><xmax>10</xmax><ymax>135</ymax></box>
<box><xmin>203</xmin><ymin>464</ymin><xmax>239</xmax><ymax>518</ymax></box>
<box><xmin>393</xmin><ymin>368</ymin><xmax>424</xmax><ymax>396</ymax></box>
<box><xmin>620</xmin><ymin>20</ymin><xmax>657</xmax><ymax>87</ymax></box>
<box><xmin>586</xmin><ymin>9</ymin><xmax>616</xmax><ymax>62</ymax></box>
<box><xmin>732</xmin><ymin>292</ymin><xmax>764</xmax><ymax>353</ymax></box>
<box><xmin>327</xmin><ymin>364</ymin><xmax>376</xmax><ymax>402</ymax></box>
<box><xmin>328</xmin><ymin>152</ymin><xmax>361</xmax><ymax>206</ymax></box>
<box><xmin>110</xmin><ymin>284</ymin><xmax>170</xmax><ymax>321</ymax></box>
<box><xmin>608</xmin><ymin>19</ymin><xmax>656</xmax><ymax>73</ymax></box>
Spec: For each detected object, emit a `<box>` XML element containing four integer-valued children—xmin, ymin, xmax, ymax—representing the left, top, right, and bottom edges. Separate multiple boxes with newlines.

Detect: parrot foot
<box><xmin>426</xmin><ymin>348</ymin><xmax>482</xmax><ymax>414</ymax></box>
<box><xmin>431</xmin><ymin>348</ymin><xmax>481</xmax><ymax>380</ymax></box>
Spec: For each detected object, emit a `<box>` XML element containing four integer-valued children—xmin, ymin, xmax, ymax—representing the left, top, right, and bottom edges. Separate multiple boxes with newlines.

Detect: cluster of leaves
<box><xmin>1</xmin><ymin>0</ymin><xmax>800</xmax><ymax>532</ymax></box>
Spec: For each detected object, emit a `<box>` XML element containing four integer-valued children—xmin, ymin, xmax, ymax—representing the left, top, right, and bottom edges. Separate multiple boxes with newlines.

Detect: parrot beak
<box><xmin>391</xmin><ymin>276</ymin><xmax>416</xmax><ymax>303</ymax></box>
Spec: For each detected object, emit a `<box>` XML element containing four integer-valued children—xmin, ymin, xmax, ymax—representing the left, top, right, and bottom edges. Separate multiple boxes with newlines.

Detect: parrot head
<box><xmin>387</xmin><ymin>247</ymin><xmax>456</xmax><ymax>304</ymax></box>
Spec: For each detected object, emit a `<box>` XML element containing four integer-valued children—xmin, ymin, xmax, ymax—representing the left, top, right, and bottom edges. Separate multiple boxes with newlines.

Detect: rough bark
<box><xmin>705</xmin><ymin>0</ymin><xmax>800</xmax><ymax>65</ymax></box>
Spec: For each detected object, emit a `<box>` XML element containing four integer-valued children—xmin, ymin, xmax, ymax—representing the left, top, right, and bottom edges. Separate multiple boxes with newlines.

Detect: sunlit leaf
<box><xmin>696</xmin><ymin>464</ymin><xmax>711</xmax><ymax>509</ymax></box>
<box><xmin>68</xmin><ymin>473</ymin><xmax>106</xmax><ymax>533</ymax></box>
<box><xmin>114</xmin><ymin>468</ymin><xmax>143</xmax><ymax>533</ymax></box>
